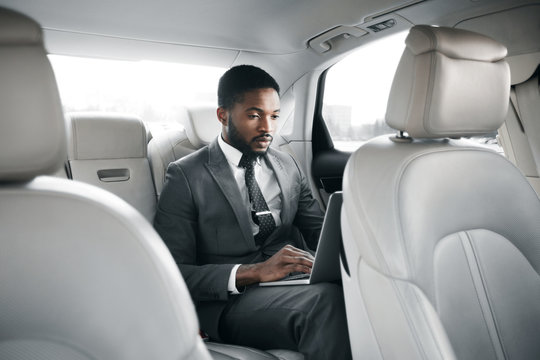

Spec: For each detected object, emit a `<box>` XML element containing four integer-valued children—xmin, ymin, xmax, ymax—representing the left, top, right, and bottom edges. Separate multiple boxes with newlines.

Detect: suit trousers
<box><xmin>218</xmin><ymin>282</ymin><xmax>352</xmax><ymax>360</ymax></box>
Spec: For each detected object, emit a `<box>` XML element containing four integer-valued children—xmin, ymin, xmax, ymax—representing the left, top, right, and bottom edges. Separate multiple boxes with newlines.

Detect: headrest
<box><xmin>186</xmin><ymin>106</ymin><xmax>221</xmax><ymax>148</ymax></box>
<box><xmin>386</xmin><ymin>25</ymin><xmax>510</xmax><ymax>138</ymax></box>
<box><xmin>68</xmin><ymin>113</ymin><xmax>147</xmax><ymax>160</ymax></box>
<box><xmin>0</xmin><ymin>8</ymin><xmax>67</xmax><ymax>181</ymax></box>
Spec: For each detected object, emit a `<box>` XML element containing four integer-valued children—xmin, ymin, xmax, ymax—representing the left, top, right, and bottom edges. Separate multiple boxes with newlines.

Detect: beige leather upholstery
<box><xmin>386</xmin><ymin>25</ymin><xmax>509</xmax><ymax>138</ymax></box>
<box><xmin>0</xmin><ymin>7</ymin><xmax>211</xmax><ymax>360</ymax></box>
<box><xmin>148</xmin><ymin>105</ymin><xmax>221</xmax><ymax>197</ymax></box>
<box><xmin>341</xmin><ymin>25</ymin><xmax>540</xmax><ymax>360</ymax></box>
<box><xmin>68</xmin><ymin>112</ymin><xmax>157</xmax><ymax>221</ymax></box>
<box><xmin>147</xmin><ymin>108</ymin><xmax>196</xmax><ymax>198</ymax></box>
<box><xmin>186</xmin><ymin>105</ymin><xmax>222</xmax><ymax>148</ymax></box>
<box><xmin>0</xmin><ymin>8</ymin><xmax>65</xmax><ymax>181</ymax></box>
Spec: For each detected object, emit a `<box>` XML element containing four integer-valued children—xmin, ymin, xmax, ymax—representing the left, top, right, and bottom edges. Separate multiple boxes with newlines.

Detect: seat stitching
<box><xmin>411</xmin><ymin>283</ymin><xmax>444</xmax><ymax>359</ymax></box>
<box><xmin>388</xmin><ymin>274</ymin><xmax>433</xmax><ymax>360</ymax></box>
<box><xmin>459</xmin><ymin>231</ymin><xmax>506</xmax><ymax>360</ymax></box>
<box><xmin>357</xmin><ymin>259</ymin><xmax>385</xmax><ymax>359</ymax></box>
<box><xmin>468</xmin><ymin>232</ymin><xmax>508</xmax><ymax>359</ymax></box>
<box><xmin>347</xmin><ymin>155</ymin><xmax>392</xmax><ymax>274</ymax></box>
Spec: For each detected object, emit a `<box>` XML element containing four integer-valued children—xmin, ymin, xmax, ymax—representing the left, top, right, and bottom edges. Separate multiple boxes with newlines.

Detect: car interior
<box><xmin>1</xmin><ymin>0</ymin><xmax>539</xmax><ymax>359</ymax></box>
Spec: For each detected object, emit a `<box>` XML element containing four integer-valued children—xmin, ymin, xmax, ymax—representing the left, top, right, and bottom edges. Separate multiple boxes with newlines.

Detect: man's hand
<box><xmin>235</xmin><ymin>245</ymin><xmax>314</xmax><ymax>287</ymax></box>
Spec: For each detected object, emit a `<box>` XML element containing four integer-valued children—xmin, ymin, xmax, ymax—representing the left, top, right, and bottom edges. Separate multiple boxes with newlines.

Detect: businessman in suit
<box><xmin>154</xmin><ymin>65</ymin><xmax>351</xmax><ymax>359</ymax></box>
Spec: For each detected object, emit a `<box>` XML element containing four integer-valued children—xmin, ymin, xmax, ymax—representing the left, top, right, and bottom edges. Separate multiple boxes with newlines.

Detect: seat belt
<box><xmin>509</xmin><ymin>87</ymin><xmax>525</xmax><ymax>132</ymax></box>
<box><xmin>514</xmin><ymin>71</ymin><xmax>540</xmax><ymax>175</ymax></box>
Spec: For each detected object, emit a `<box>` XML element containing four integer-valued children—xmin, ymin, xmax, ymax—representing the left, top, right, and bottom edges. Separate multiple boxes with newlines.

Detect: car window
<box><xmin>322</xmin><ymin>31</ymin><xmax>407</xmax><ymax>151</ymax></box>
<box><xmin>49</xmin><ymin>55</ymin><xmax>226</xmax><ymax>124</ymax></box>
<box><xmin>322</xmin><ymin>31</ymin><xmax>504</xmax><ymax>153</ymax></box>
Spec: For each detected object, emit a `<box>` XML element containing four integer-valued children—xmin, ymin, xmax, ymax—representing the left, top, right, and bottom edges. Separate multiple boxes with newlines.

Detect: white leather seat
<box><xmin>0</xmin><ymin>7</ymin><xmax>211</xmax><ymax>360</ymax></box>
<box><xmin>341</xmin><ymin>25</ymin><xmax>540</xmax><ymax>359</ymax></box>
<box><xmin>68</xmin><ymin>112</ymin><xmax>157</xmax><ymax>221</ymax></box>
<box><xmin>148</xmin><ymin>105</ymin><xmax>221</xmax><ymax>198</ymax></box>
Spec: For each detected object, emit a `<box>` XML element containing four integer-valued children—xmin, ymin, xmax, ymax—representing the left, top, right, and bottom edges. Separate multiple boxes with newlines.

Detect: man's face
<box><xmin>219</xmin><ymin>88</ymin><xmax>280</xmax><ymax>156</ymax></box>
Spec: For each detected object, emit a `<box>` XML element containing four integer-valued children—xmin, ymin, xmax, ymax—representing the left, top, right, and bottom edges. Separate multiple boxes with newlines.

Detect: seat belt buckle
<box><xmin>199</xmin><ymin>330</ymin><xmax>210</xmax><ymax>342</ymax></box>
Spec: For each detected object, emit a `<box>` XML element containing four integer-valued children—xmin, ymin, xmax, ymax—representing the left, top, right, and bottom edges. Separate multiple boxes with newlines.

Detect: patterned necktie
<box><xmin>239</xmin><ymin>154</ymin><xmax>276</xmax><ymax>245</ymax></box>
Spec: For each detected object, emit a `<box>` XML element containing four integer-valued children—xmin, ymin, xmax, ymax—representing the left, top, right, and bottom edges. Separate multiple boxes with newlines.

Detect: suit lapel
<box><xmin>265</xmin><ymin>148</ymin><xmax>292</xmax><ymax>224</ymax></box>
<box><xmin>205</xmin><ymin>139</ymin><xmax>254</xmax><ymax>247</ymax></box>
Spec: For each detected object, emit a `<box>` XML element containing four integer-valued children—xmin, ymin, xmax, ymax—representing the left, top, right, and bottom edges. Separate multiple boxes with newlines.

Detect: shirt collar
<box><xmin>218</xmin><ymin>135</ymin><xmax>262</xmax><ymax>167</ymax></box>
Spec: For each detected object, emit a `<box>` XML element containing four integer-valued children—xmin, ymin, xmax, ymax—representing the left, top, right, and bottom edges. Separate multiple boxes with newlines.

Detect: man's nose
<box><xmin>258</xmin><ymin>116</ymin><xmax>273</xmax><ymax>133</ymax></box>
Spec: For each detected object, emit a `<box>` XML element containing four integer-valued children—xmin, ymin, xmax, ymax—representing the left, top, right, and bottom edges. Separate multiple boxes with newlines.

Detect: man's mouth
<box><xmin>253</xmin><ymin>135</ymin><xmax>273</xmax><ymax>145</ymax></box>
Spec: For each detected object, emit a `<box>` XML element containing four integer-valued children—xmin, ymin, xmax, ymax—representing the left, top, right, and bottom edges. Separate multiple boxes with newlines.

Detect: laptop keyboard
<box><xmin>282</xmin><ymin>273</ymin><xmax>311</xmax><ymax>281</ymax></box>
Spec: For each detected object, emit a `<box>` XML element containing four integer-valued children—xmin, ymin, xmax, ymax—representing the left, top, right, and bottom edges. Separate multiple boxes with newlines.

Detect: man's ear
<box><xmin>217</xmin><ymin>107</ymin><xmax>228</xmax><ymax>126</ymax></box>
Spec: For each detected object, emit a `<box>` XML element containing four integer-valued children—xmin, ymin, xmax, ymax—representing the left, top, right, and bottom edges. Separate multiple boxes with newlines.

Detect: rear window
<box><xmin>49</xmin><ymin>55</ymin><xmax>226</xmax><ymax>123</ymax></box>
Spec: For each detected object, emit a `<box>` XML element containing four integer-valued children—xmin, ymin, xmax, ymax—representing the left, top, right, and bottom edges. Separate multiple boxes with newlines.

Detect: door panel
<box><xmin>311</xmin><ymin>71</ymin><xmax>351</xmax><ymax>206</ymax></box>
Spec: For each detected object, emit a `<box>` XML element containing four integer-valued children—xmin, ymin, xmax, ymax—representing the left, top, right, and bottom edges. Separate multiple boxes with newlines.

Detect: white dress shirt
<box><xmin>218</xmin><ymin>135</ymin><xmax>282</xmax><ymax>293</ymax></box>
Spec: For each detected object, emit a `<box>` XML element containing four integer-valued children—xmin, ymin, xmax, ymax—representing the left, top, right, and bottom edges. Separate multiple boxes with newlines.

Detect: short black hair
<box><xmin>218</xmin><ymin>65</ymin><xmax>280</xmax><ymax>109</ymax></box>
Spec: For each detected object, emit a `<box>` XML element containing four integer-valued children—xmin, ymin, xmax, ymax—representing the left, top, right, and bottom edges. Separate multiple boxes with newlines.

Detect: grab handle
<box><xmin>97</xmin><ymin>168</ymin><xmax>130</xmax><ymax>182</ymax></box>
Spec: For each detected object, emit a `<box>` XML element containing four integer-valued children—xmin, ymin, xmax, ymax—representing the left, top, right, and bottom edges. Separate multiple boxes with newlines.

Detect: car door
<box><xmin>311</xmin><ymin>31</ymin><xmax>408</xmax><ymax>205</ymax></box>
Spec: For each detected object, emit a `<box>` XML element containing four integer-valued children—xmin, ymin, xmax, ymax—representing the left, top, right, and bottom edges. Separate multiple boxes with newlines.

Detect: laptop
<box><xmin>259</xmin><ymin>191</ymin><xmax>343</xmax><ymax>286</ymax></box>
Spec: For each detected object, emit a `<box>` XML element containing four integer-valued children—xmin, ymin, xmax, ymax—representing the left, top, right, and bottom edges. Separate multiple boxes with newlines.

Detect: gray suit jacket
<box><xmin>154</xmin><ymin>138</ymin><xmax>324</xmax><ymax>337</ymax></box>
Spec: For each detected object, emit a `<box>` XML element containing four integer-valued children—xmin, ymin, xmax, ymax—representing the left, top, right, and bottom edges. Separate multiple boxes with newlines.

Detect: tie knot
<box><xmin>239</xmin><ymin>154</ymin><xmax>257</xmax><ymax>169</ymax></box>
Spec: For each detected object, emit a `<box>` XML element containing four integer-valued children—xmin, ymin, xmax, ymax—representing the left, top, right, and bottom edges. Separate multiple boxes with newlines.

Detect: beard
<box><xmin>227</xmin><ymin>115</ymin><xmax>273</xmax><ymax>156</ymax></box>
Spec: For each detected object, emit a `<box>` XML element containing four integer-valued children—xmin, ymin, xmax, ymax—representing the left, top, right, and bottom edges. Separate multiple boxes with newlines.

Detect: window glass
<box><xmin>322</xmin><ymin>31</ymin><xmax>407</xmax><ymax>151</ymax></box>
<box><xmin>49</xmin><ymin>55</ymin><xmax>226</xmax><ymax>123</ymax></box>
<box><xmin>322</xmin><ymin>31</ymin><xmax>503</xmax><ymax>153</ymax></box>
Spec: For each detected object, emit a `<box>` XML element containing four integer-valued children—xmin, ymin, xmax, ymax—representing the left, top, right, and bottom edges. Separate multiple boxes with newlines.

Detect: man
<box><xmin>154</xmin><ymin>65</ymin><xmax>351</xmax><ymax>359</ymax></box>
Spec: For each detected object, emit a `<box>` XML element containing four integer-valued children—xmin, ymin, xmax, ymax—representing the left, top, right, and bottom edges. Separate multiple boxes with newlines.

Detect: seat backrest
<box><xmin>68</xmin><ymin>112</ymin><xmax>157</xmax><ymax>221</ymax></box>
<box><xmin>341</xmin><ymin>25</ymin><xmax>540</xmax><ymax>360</ymax></box>
<box><xmin>0</xmin><ymin>7</ymin><xmax>210</xmax><ymax>360</ymax></box>
<box><xmin>148</xmin><ymin>105</ymin><xmax>220</xmax><ymax>198</ymax></box>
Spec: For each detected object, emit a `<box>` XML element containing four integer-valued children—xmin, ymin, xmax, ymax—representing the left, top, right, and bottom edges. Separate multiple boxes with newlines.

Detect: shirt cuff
<box><xmin>227</xmin><ymin>264</ymin><xmax>242</xmax><ymax>294</ymax></box>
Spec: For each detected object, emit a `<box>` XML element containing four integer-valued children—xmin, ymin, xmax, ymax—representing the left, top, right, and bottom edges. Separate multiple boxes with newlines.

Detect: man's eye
<box><xmin>271</xmin><ymin>115</ymin><xmax>280</xmax><ymax>120</ymax></box>
<box><xmin>248</xmin><ymin>114</ymin><xmax>260</xmax><ymax>119</ymax></box>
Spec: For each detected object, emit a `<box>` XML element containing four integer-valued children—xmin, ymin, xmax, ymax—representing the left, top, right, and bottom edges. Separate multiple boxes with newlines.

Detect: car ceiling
<box><xmin>0</xmin><ymin>0</ymin><xmax>419</xmax><ymax>55</ymax></box>
<box><xmin>0</xmin><ymin>0</ymin><xmax>537</xmax><ymax>53</ymax></box>
<box><xmin>0</xmin><ymin>0</ymin><xmax>538</xmax><ymax>87</ymax></box>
